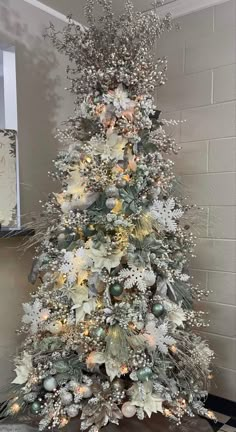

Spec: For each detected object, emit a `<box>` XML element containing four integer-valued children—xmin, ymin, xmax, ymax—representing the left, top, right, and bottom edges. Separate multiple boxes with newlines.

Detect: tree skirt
<box><xmin>0</xmin><ymin>414</ymin><xmax>213</xmax><ymax>432</ymax></box>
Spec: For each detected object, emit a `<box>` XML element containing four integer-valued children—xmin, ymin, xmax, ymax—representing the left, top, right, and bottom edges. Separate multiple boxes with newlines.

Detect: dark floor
<box><xmin>206</xmin><ymin>395</ymin><xmax>236</xmax><ymax>432</ymax></box>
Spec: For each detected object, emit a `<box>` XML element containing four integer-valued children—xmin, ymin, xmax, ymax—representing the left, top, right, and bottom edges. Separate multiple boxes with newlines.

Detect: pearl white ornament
<box><xmin>43</xmin><ymin>376</ymin><xmax>57</xmax><ymax>392</ymax></box>
<box><xmin>60</xmin><ymin>391</ymin><xmax>73</xmax><ymax>406</ymax></box>
<box><xmin>105</xmin><ymin>185</ymin><xmax>119</xmax><ymax>197</ymax></box>
<box><xmin>67</xmin><ymin>404</ymin><xmax>79</xmax><ymax>418</ymax></box>
<box><xmin>106</xmin><ymin>197</ymin><xmax>116</xmax><ymax>209</ymax></box>
<box><xmin>47</xmin><ymin>320</ymin><xmax>63</xmax><ymax>335</ymax></box>
<box><xmin>121</xmin><ymin>402</ymin><xmax>137</xmax><ymax>418</ymax></box>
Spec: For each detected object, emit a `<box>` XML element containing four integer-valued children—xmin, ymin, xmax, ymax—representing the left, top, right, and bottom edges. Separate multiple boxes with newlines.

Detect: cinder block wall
<box><xmin>157</xmin><ymin>0</ymin><xmax>236</xmax><ymax>401</ymax></box>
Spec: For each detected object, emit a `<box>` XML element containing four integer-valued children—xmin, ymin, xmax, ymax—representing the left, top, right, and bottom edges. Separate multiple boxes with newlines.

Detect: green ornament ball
<box><xmin>137</xmin><ymin>367</ymin><xmax>153</xmax><ymax>382</ymax></box>
<box><xmin>110</xmin><ymin>283</ymin><xmax>124</xmax><ymax>297</ymax></box>
<box><xmin>152</xmin><ymin>303</ymin><xmax>165</xmax><ymax>318</ymax></box>
<box><xmin>93</xmin><ymin>326</ymin><xmax>106</xmax><ymax>339</ymax></box>
<box><xmin>31</xmin><ymin>401</ymin><xmax>42</xmax><ymax>415</ymax></box>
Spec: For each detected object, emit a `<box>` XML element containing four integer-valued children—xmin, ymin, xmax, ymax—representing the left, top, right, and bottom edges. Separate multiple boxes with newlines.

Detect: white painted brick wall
<box><xmin>157</xmin><ymin>0</ymin><xmax>236</xmax><ymax>401</ymax></box>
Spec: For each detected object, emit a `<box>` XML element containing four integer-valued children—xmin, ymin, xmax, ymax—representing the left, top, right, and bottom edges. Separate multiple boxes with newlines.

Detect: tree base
<box><xmin>0</xmin><ymin>414</ymin><xmax>213</xmax><ymax>432</ymax></box>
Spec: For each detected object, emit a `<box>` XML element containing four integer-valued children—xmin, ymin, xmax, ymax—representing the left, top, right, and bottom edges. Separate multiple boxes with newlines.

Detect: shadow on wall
<box><xmin>0</xmin><ymin>0</ymin><xmax>68</xmax><ymax>224</ymax></box>
<box><xmin>0</xmin><ymin>0</ymin><xmax>73</xmax><ymax>394</ymax></box>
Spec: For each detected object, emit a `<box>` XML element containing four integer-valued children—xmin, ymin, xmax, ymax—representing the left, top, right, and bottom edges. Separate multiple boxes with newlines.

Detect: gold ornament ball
<box><xmin>47</xmin><ymin>320</ymin><xmax>63</xmax><ymax>335</ymax></box>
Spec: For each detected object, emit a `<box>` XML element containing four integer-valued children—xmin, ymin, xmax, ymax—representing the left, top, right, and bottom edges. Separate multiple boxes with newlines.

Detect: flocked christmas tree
<box><xmin>3</xmin><ymin>1</ymin><xmax>216</xmax><ymax>431</ymax></box>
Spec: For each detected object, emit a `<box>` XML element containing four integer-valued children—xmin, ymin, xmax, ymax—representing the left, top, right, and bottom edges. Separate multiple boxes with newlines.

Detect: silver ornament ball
<box><xmin>67</xmin><ymin>404</ymin><xmax>79</xmax><ymax>418</ymax></box>
<box><xmin>60</xmin><ymin>391</ymin><xmax>73</xmax><ymax>406</ymax></box>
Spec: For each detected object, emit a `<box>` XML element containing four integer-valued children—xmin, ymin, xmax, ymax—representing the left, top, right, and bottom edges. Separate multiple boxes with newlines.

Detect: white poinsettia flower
<box><xmin>105</xmin><ymin>84</ymin><xmax>135</xmax><ymax>113</ymax></box>
<box><xmin>60</xmin><ymin>248</ymin><xmax>91</xmax><ymax>285</ymax></box>
<box><xmin>22</xmin><ymin>299</ymin><xmax>50</xmax><ymax>334</ymax></box>
<box><xmin>12</xmin><ymin>352</ymin><xmax>33</xmax><ymax>385</ymax></box>
<box><xmin>91</xmin><ymin>132</ymin><xmax>127</xmax><ymax>161</ymax></box>
<box><xmin>150</xmin><ymin>197</ymin><xmax>184</xmax><ymax>232</ymax></box>
<box><xmin>86</xmin><ymin>240</ymin><xmax>123</xmax><ymax>272</ymax></box>
<box><xmin>66</xmin><ymin>169</ymin><xmax>86</xmax><ymax>199</ymax></box>
<box><xmin>129</xmin><ymin>382</ymin><xmax>163</xmax><ymax>417</ymax></box>
<box><xmin>55</xmin><ymin>169</ymin><xmax>99</xmax><ymax>212</ymax></box>
<box><xmin>164</xmin><ymin>301</ymin><xmax>186</xmax><ymax>328</ymax></box>
<box><xmin>70</xmin><ymin>285</ymin><xmax>96</xmax><ymax>323</ymax></box>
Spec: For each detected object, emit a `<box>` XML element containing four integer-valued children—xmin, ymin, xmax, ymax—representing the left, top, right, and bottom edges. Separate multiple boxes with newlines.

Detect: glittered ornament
<box><xmin>60</xmin><ymin>391</ymin><xmax>73</xmax><ymax>406</ymax></box>
<box><xmin>121</xmin><ymin>402</ymin><xmax>137</xmax><ymax>418</ymax></box>
<box><xmin>105</xmin><ymin>185</ymin><xmax>119</xmax><ymax>197</ymax></box>
<box><xmin>110</xmin><ymin>283</ymin><xmax>124</xmax><ymax>297</ymax></box>
<box><xmin>54</xmin><ymin>360</ymin><xmax>70</xmax><ymax>374</ymax></box>
<box><xmin>117</xmin><ymin>179</ymin><xmax>127</xmax><ymax>188</ymax></box>
<box><xmin>106</xmin><ymin>197</ymin><xmax>116</xmax><ymax>209</ymax></box>
<box><xmin>47</xmin><ymin>320</ymin><xmax>63</xmax><ymax>335</ymax></box>
<box><xmin>152</xmin><ymin>303</ymin><xmax>165</xmax><ymax>318</ymax></box>
<box><xmin>67</xmin><ymin>404</ymin><xmax>79</xmax><ymax>418</ymax></box>
<box><xmin>143</xmin><ymin>270</ymin><xmax>156</xmax><ymax>287</ymax></box>
<box><xmin>43</xmin><ymin>376</ymin><xmax>57</xmax><ymax>392</ymax></box>
<box><xmin>30</xmin><ymin>401</ymin><xmax>42</xmax><ymax>415</ymax></box>
<box><xmin>137</xmin><ymin>367</ymin><xmax>153</xmax><ymax>382</ymax></box>
<box><xmin>79</xmin><ymin>385</ymin><xmax>93</xmax><ymax>398</ymax></box>
<box><xmin>112</xmin><ymin>379</ymin><xmax>125</xmax><ymax>392</ymax></box>
<box><xmin>68</xmin><ymin>380</ymin><xmax>79</xmax><ymax>391</ymax></box>
<box><xmin>23</xmin><ymin>392</ymin><xmax>38</xmax><ymax>403</ymax></box>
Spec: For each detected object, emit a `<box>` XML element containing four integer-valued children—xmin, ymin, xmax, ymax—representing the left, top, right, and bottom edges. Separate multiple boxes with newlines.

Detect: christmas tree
<box><xmin>3</xmin><ymin>1</ymin><xmax>215</xmax><ymax>431</ymax></box>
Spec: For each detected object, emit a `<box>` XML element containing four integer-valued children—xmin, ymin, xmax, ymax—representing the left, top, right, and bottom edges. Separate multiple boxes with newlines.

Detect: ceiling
<box><xmin>39</xmin><ymin>0</ymin><xmax>176</xmax><ymax>24</ymax></box>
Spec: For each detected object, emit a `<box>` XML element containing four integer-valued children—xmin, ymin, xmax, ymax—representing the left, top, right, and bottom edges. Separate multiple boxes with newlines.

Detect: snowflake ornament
<box><xmin>118</xmin><ymin>265</ymin><xmax>156</xmax><ymax>292</ymax></box>
<box><xmin>150</xmin><ymin>198</ymin><xmax>184</xmax><ymax>232</ymax></box>
<box><xmin>22</xmin><ymin>299</ymin><xmax>50</xmax><ymax>334</ymax></box>
<box><xmin>60</xmin><ymin>248</ymin><xmax>91</xmax><ymax>285</ymax></box>
<box><xmin>144</xmin><ymin>321</ymin><xmax>176</xmax><ymax>354</ymax></box>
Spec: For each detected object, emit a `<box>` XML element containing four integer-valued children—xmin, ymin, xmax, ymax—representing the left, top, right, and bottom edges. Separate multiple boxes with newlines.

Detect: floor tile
<box><xmin>207</xmin><ymin>420</ymin><xmax>224</xmax><ymax>431</ymax></box>
<box><xmin>227</xmin><ymin>420</ymin><xmax>236</xmax><ymax>428</ymax></box>
<box><xmin>221</xmin><ymin>425</ymin><xmax>236</xmax><ymax>432</ymax></box>
<box><xmin>214</xmin><ymin>412</ymin><xmax>232</xmax><ymax>424</ymax></box>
